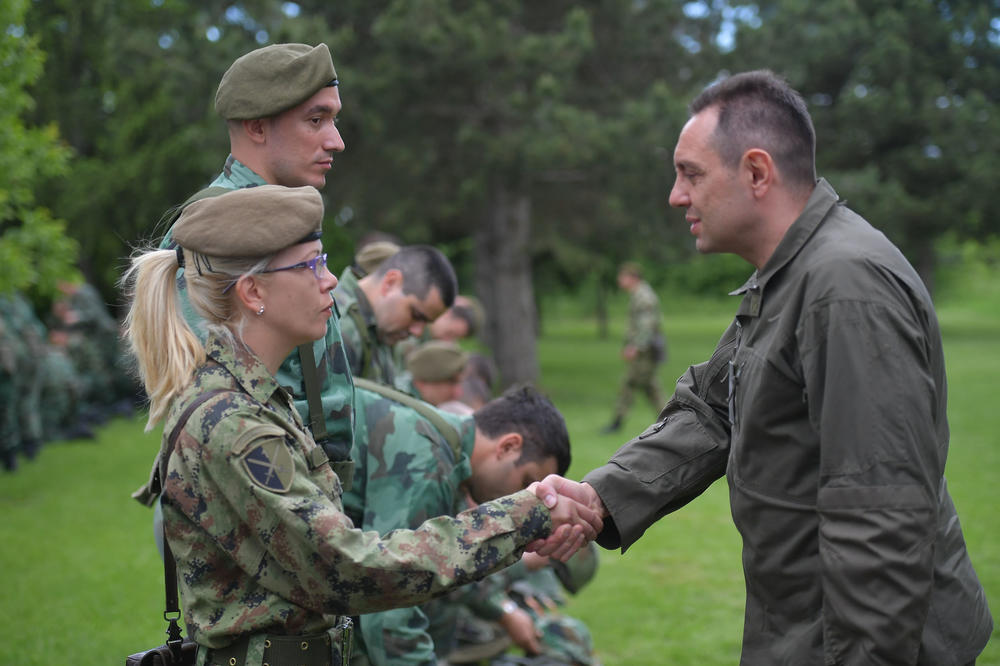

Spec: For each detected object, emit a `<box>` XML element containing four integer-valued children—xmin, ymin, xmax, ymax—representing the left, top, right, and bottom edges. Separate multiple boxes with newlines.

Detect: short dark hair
<box><xmin>690</xmin><ymin>70</ymin><xmax>816</xmax><ymax>189</ymax></box>
<box><xmin>374</xmin><ymin>245</ymin><xmax>457</xmax><ymax>308</ymax></box>
<box><xmin>474</xmin><ymin>385</ymin><xmax>571</xmax><ymax>475</ymax></box>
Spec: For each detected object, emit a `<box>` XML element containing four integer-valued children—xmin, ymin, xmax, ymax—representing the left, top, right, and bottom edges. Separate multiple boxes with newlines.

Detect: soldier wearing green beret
<box><xmin>333</xmin><ymin>245</ymin><xmax>457</xmax><ymax>387</ymax></box>
<box><xmin>158</xmin><ymin>42</ymin><xmax>355</xmax><ymax>473</ymax></box>
<box><xmin>125</xmin><ymin>186</ymin><xmax>602</xmax><ymax>666</ymax></box>
<box><xmin>342</xmin><ymin>384</ymin><xmax>572</xmax><ymax>666</ymax></box>
<box><xmin>398</xmin><ymin>339</ymin><xmax>469</xmax><ymax>406</ymax></box>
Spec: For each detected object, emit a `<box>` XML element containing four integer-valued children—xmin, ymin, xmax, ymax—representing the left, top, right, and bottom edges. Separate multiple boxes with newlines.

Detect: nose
<box><xmin>320</xmin><ymin>264</ymin><xmax>338</xmax><ymax>291</ymax></box>
<box><xmin>324</xmin><ymin>123</ymin><xmax>345</xmax><ymax>153</ymax></box>
<box><xmin>668</xmin><ymin>176</ymin><xmax>688</xmax><ymax>209</ymax></box>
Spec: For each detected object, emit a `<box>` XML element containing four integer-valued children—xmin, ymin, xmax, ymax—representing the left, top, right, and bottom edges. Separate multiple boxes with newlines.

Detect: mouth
<box><xmin>317</xmin><ymin>159</ymin><xmax>333</xmax><ymax>170</ymax></box>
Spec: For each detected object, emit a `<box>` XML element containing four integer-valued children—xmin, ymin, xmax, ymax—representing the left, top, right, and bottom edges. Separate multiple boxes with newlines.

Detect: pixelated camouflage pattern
<box><xmin>614</xmin><ymin>280</ymin><xmax>665</xmax><ymax>419</ymax></box>
<box><xmin>159</xmin><ymin>156</ymin><xmax>356</xmax><ymax>463</ymax></box>
<box><xmin>332</xmin><ymin>273</ymin><xmax>400</xmax><ymax>386</ymax></box>
<box><xmin>623</xmin><ymin>280</ymin><xmax>661</xmax><ymax>351</ymax></box>
<box><xmin>160</xmin><ymin>334</ymin><xmax>550</xmax><ymax>650</ymax></box>
<box><xmin>342</xmin><ymin>386</ymin><xmax>476</xmax><ymax>665</ymax></box>
<box><xmin>0</xmin><ymin>293</ymin><xmax>45</xmax><ymax>454</ymax></box>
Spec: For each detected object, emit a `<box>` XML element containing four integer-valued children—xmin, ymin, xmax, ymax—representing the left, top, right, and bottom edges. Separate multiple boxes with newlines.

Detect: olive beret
<box><xmin>215</xmin><ymin>43</ymin><xmax>338</xmax><ymax>120</ymax></box>
<box><xmin>406</xmin><ymin>340</ymin><xmax>469</xmax><ymax>383</ymax></box>
<box><xmin>172</xmin><ymin>185</ymin><xmax>323</xmax><ymax>258</ymax></box>
<box><xmin>354</xmin><ymin>241</ymin><xmax>401</xmax><ymax>276</ymax></box>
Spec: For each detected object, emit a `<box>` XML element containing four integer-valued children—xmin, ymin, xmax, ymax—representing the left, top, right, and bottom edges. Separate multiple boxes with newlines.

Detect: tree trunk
<box><xmin>475</xmin><ymin>181</ymin><xmax>539</xmax><ymax>388</ymax></box>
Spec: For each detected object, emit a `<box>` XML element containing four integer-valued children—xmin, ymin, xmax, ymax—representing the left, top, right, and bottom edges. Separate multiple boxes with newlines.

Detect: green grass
<box><xmin>0</xmin><ymin>294</ymin><xmax>996</xmax><ymax>664</ymax></box>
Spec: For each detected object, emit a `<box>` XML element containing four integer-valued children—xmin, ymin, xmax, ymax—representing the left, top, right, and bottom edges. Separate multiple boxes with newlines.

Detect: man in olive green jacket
<box><xmin>533</xmin><ymin>70</ymin><xmax>992</xmax><ymax>665</ymax></box>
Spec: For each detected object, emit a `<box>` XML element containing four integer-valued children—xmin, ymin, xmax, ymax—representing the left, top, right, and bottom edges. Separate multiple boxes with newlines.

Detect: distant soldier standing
<box><xmin>602</xmin><ymin>262</ymin><xmax>666</xmax><ymax>433</ymax></box>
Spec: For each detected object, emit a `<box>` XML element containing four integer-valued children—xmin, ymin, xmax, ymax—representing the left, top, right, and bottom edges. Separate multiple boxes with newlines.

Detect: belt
<box><xmin>203</xmin><ymin>617</ymin><xmax>352</xmax><ymax>666</ymax></box>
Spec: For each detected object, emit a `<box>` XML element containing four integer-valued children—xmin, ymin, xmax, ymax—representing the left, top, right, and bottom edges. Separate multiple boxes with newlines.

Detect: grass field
<box><xmin>0</xmin><ymin>294</ymin><xmax>996</xmax><ymax>664</ymax></box>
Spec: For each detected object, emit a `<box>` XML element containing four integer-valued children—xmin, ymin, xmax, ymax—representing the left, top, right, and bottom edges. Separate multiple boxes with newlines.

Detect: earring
<box><xmin>256</xmin><ymin>304</ymin><xmax>265</xmax><ymax>316</ymax></box>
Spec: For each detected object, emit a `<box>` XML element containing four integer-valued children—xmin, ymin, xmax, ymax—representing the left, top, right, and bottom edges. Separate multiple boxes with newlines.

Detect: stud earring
<box><xmin>256</xmin><ymin>304</ymin><xmax>265</xmax><ymax>316</ymax></box>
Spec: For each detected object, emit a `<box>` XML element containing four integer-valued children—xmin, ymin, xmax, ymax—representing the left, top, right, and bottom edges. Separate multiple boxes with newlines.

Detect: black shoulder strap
<box><xmin>158</xmin><ymin>387</ymin><xmax>227</xmax><ymax>660</ymax></box>
<box><xmin>353</xmin><ymin>377</ymin><xmax>463</xmax><ymax>460</ymax></box>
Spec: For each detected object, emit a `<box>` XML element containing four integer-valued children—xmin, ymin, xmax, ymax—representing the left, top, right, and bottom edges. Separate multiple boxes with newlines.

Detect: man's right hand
<box><xmin>526</xmin><ymin>476</ymin><xmax>607</xmax><ymax>561</ymax></box>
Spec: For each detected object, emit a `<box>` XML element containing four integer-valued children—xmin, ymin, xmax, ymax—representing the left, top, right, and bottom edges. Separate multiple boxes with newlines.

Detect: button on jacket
<box><xmin>584</xmin><ymin>179</ymin><xmax>992</xmax><ymax>665</ymax></box>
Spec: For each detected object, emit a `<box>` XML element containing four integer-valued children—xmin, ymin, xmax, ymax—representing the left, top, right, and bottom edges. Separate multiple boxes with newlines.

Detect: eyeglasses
<box><xmin>221</xmin><ymin>253</ymin><xmax>329</xmax><ymax>294</ymax></box>
<box><xmin>259</xmin><ymin>253</ymin><xmax>329</xmax><ymax>280</ymax></box>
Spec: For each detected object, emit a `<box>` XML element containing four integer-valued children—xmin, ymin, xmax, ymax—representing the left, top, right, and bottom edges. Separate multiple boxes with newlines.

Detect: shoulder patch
<box><xmin>242</xmin><ymin>439</ymin><xmax>295</xmax><ymax>493</ymax></box>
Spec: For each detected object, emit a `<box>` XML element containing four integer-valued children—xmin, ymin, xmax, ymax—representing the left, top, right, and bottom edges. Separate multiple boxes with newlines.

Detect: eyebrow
<box><xmin>304</xmin><ymin>104</ymin><xmax>337</xmax><ymax>116</ymax></box>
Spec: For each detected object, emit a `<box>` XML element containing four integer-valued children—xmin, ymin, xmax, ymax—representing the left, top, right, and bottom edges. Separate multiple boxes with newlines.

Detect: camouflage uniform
<box><xmin>342</xmin><ymin>386</ymin><xmax>476</xmax><ymax>665</ymax></box>
<box><xmin>333</xmin><ymin>272</ymin><xmax>400</xmax><ymax>386</ymax></box>
<box><xmin>162</xmin><ymin>156</ymin><xmax>356</xmax><ymax>465</ymax></box>
<box><xmin>612</xmin><ymin>280</ymin><xmax>665</xmax><ymax>423</ymax></box>
<box><xmin>0</xmin><ymin>293</ymin><xmax>45</xmax><ymax>465</ymax></box>
<box><xmin>0</xmin><ymin>309</ymin><xmax>21</xmax><ymax>470</ymax></box>
<box><xmin>160</xmin><ymin>334</ymin><xmax>551</xmax><ymax>655</ymax></box>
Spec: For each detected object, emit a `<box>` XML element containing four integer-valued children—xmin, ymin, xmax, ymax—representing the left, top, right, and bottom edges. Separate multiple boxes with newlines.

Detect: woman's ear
<box><xmin>234</xmin><ymin>274</ymin><xmax>266</xmax><ymax>316</ymax></box>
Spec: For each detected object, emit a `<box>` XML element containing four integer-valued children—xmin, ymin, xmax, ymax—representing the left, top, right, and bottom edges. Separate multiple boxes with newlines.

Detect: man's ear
<box><xmin>743</xmin><ymin>148</ymin><xmax>774</xmax><ymax>199</ymax></box>
<box><xmin>379</xmin><ymin>268</ymin><xmax>404</xmax><ymax>295</ymax></box>
<box><xmin>496</xmin><ymin>432</ymin><xmax>524</xmax><ymax>459</ymax></box>
<box><xmin>242</xmin><ymin>118</ymin><xmax>268</xmax><ymax>145</ymax></box>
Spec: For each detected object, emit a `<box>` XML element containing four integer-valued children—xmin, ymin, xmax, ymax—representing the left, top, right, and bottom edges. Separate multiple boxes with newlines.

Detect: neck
<box><xmin>748</xmin><ymin>185</ymin><xmax>813</xmax><ymax>270</ymax></box>
<box><xmin>240</xmin><ymin>323</ymin><xmax>296</xmax><ymax>377</ymax></box>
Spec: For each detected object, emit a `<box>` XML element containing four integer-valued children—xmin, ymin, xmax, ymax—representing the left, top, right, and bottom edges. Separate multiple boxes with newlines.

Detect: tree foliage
<box><xmin>16</xmin><ymin>0</ymin><xmax>1000</xmax><ymax>381</ymax></box>
<box><xmin>0</xmin><ymin>0</ymin><xmax>79</xmax><ymax>301</ymax></box>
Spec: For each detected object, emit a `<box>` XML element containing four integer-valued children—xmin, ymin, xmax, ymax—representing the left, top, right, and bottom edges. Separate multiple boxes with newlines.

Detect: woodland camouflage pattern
<box><xmin>162</xmin><ymin>156</ymin><xmax>357</xmax><ymax>463</ymax></box>
<box><xmin>342</xmin><ymin>386</ymin><xmax>476</xmax><ymax>664</ymax></box>
<box><xmin>333</xmin><ymin>269</ymin><xmax>401</xmax><ymax>387</ymax></box>
<box><xmin>160</xmin><ymin>334</ymin><xmax>552</xmax><ymax>650</ymax></box>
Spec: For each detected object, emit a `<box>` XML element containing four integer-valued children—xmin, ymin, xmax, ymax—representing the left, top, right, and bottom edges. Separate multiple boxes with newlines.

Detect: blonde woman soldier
<box><xmin>122</xmin><ymin>185</ymin><xmax>599</xmax><ymax>666</ymax></box>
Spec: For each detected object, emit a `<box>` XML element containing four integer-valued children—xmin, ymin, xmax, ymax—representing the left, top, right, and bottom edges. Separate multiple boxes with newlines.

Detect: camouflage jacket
<box><xmin>624</xmin><ymin>280</ymin><xmax>661</xmax><ymax>351</ymax></box>
<box><xmin>343</xmin><ymin>387</ymin><xmax>480</xmax><ymax>665</ymax></box>
<box><xmin>160</xmin><ymin>334</ymin><xmax>552</xmax><ymax>650</ymax></box>
<box><xmin>332</xmin><ymin>272</ymin><xmax>399</xmax><ymax>387</ymax></box>
<box><xmin>160</xmin><ymin>155</ymin><xmax>356</xmax><ymax>464</ymax></box>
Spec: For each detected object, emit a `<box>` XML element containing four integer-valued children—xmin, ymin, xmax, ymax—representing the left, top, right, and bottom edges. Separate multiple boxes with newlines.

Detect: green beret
<box><xmin>215</xmin><ymin>43</ymin><xmax>338</xmax><ymax>120</ymax></box>
<box><xmin>354</xmin><ymin>241</ymin><xmax>401</xmax><ymax>276</ymax></box>
<box><xmin>406</xmin><ymin>340</ymin><xmax>469</xmax><ymax>383</ymax></box>
<box><xmin>172</xmin><ymin>185</ymin><xmax>323</xmax><ymax>258</ymax></box>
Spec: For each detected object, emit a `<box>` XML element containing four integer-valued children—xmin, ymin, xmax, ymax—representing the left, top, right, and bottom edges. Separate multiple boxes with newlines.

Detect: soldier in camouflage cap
<box><xmin>342</xmin><ymin>384</ymin><xmax>572</xmax><ymax>666</ymax></box>
<box><xmin>601</xmin><ymin>262</ymin><xmax>666</xmax><ymax>433</ymax></box>
<box><xmin>124</xmin><ymin>186</ymin><xmax>600</xmax><ymax>666</ymax></box>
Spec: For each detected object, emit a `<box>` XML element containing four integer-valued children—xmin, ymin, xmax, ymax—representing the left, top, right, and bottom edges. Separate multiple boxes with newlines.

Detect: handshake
<box><xmin>525</xmin><ymin>475</ymin><xmax>608</xmax><ymax>561</ymax></box>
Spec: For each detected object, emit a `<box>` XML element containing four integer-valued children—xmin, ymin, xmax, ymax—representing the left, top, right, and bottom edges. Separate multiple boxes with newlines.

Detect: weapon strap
<box><xmin>353</xmin><ymin>377</ymin><xmax>463</xmax><ymax>461</ymax></box>
<box><xmin>158</xmin><ymin>388</ymin><xmax>227</xmax><ymax>659</ymax></box>
<box><xmin>298</xmin><ymin>343</ymin><xmax>328</xmax><ymax>442</ymax></box>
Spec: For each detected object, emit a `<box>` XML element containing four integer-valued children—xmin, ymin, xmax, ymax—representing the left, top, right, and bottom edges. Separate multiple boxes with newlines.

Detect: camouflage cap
<box><xmin>172</xmin><ymin>185</ymin><xmax>323</xmax><ymax>258</ymax></box>
<box><xmin>215</xmin><ymin>43</ymin><xmax>338</xmax><ymax>120</ymax></box>
<box><xmin>354</xmin><ymin>240</ymin><xmax>401</xmax><ymax>276</ymax></box>
<box><xmin>406</xmin><ymin>340</ymin><xmax>469</xmax><ymax>382</ymax></box>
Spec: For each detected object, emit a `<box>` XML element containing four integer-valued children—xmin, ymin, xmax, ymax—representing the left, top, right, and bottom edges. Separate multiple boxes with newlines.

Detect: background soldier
<box><xmin>343</xmin><ymin>384</ymin><xmax>572</xmax><ymax>665</ymax></box>
<box><xmin>333</xmin><ymin>244</ymin><xmax>457</xmax><ymax>386</ymax></box>
<box><xmin>602</xmin><ymin>262</ymin><xmax>666</xmax><ymax>433</ymax></box>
